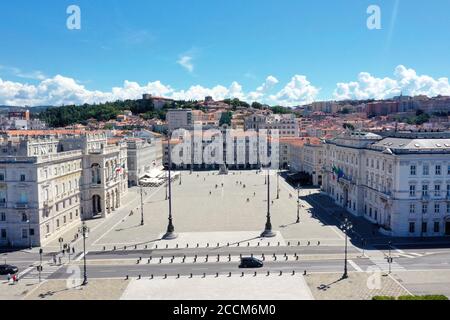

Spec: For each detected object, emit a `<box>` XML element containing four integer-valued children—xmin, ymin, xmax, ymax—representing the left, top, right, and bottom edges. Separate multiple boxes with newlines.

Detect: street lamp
<box><xmin>38</xmin><ymin>248</ymin><xmax>43</xmax><ymax>282</ymax></box>
<box><xmin>261</xmin><ymin>168</ymin><xmax>276</xmax><ymax>238</ymax></box>
<box><xmin>387</xmin><ymin>241</ymin><xmax>393</xmax><ymax>274</ymax></box>
<box><xmin>165</xmin><ymin>170</ymin><xmax>169</xmax><ymax>201</ymax></box>
<box><xmin>163</xmin><ymin>132</ymin><xmax>177</xmax><ymax>240</ymax></box>
<box><xmin>78</xmin><ymin>222</ymin><xmax>90</xmax><ymax>286</ymax></box>
<box><xmin>341</xmin><ymin>218</ymin><xmax>353</xmax><ymax>279</ymax></box>
<box><xmin>27</xmin><ymin>219</ymin><xmax>31</xmax><ymax>249</ymax></box>
<box><xmin>276</xmin><ymin>169</ymin><xmax>280</xmax><ymax>200</ymax></box>
<box><xmin>140</xmin><ymin>185</ymin><xmax>144</xmax><ymax>226</ymax></box>
<box><xmin>179</xmin><ymin>171</ymin><xmax>182</xmax><ymax>185</ymax></box>
<box><xmin>296</xmin><ymin>184</ymin><xmax>301</xmax><ymax>224</ymax></box>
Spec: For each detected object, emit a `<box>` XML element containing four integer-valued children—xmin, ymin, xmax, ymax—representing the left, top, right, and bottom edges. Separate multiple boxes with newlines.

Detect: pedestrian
<box><xmin>7</xmin><ymin>273</ymin><xmax>11</xmax><ymax>283</ymax></box>
<box><xmin>53</xmin><ymin>255</ymin><xmax>57</xmax><ymax>265</ymax></box>
<box><xmin>12</xmin><ymin>274</ymin><xmax>16</xmax><ymax>283</ymax></box>
<box><xmin>58</xmin><ymin>257</ymin><xmax>62</xmax><ymax>265</ymax></box>
<box><xmin>72</xmin><ymin>247</ymin><xmax>75</xmax><ymax>254</ymax></box>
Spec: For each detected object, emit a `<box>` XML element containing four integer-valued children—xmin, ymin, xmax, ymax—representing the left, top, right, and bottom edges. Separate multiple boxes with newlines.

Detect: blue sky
<box><xmin>0</xmin><ymin>0</ymin><xmax>450</xmax><ymax>106</ymax></box>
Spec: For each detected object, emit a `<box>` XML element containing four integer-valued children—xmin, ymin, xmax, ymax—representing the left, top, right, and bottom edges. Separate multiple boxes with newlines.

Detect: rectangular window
<box><xmin>29</xmin><ymin>228</ymin><xmax>34</xmax><ymax>236</ymax></box>
<box><xmin>422</xmin><ymin>185</ymin><xmax>429</xmax><ymax>197</ymax></box>
<box><xmin>409</xmin><ymin>222</ymin><xmax>415</xmax><ymax>233</ymax></box>
<box><xmin>410</xmin><ymin>185</ymin><xmax>416</xmax><ymax>197</ymax></box>
<box><xmin>0</xmin><ymin>212</ymin><xmax>5</xmax><ymax>221</ymax></box>
<box><xmin>422</xmin><ymin>204</ymin><xmax>428</xmax><ymax>214</ymax></box>
<box><xmin>20</xmin><ymin>174</ymin><xmax>26</xmax><ymax>182</ymax></box>
<box><xmin>436</xmin><ymin>165</ymin><xmax>442</xmax><ymax>175</ymax></box>
<box><xmin>22</xmin><ymin>229</ymin><xmax>28</xmax><ymax>239</ymax></box>
<box><xmin>0</xmin><ymin>173</ymin><xmax>4</xmax><ymax>181</ymax></box>
<box><xmin>409</xmin><ymin>204</ymin><xmax>415</xmax><ymax>214</ymax></box>
<box><xmin>0</xmin><ymin>229</ymin><xmax>6</xmax><ymax>239</ymax></box>
<box><xmin>435</xmin><ymin>185</ymin><xmax>441</xmax><ymax>197</ymax></box>
<box><xmin>422</xmin><ymin>222</ymin><xmax>427</xmax><ymax>234</ymax></box>
<box><xmin>435</xmin><ymin>203</ymin><xmax>440</xmax><ymax>214</ymax></box>
<box><xmin>423</xmin><ymin>165</ymin><xmax>429</xmax><ymax>175</ymax></box>
<box><xmin>434</xmin><ymin>222</ymin><xmax>440</xmax><ymax>233</ymax></box>
<box><xmin>410</xmin><ymin>165</ymin><xmax>416</xmax><ymax>176</ymax></box>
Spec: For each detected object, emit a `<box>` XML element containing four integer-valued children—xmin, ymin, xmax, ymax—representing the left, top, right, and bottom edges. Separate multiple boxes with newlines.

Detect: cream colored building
<box><xmin>0</xmin><ymin>131</ymin><xmax>128</xmax><ymax>248</ymax></box>
<box><xmin>322</xmin><ymin>131</ymin><xmax>450</xmax><ymax>237</ymax></box>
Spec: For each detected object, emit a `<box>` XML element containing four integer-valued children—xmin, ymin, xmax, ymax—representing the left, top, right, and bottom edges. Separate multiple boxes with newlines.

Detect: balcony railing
<box><xmin>15</xmin><ymin>203</ymin><xmax>29</xmax><ymax>209</ymax></box>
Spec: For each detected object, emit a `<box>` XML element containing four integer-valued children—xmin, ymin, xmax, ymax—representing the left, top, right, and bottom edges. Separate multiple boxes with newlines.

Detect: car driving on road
<box><xmin>0</xmin><ymin>265</ymin><xmax>19</xmax><ymax>275</ymax></box>
<box><xmin>239</xmin><ymin>257</ymin><xmax>264</xmax><ymax>269</ymax></box>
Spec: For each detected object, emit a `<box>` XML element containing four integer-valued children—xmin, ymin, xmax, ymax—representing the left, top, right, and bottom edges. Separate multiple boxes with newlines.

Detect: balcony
<box><xmin>15</xmin><ymin>203</ymin><xmax>29</xmax><ymax>209</ymax></box>
<box><xmin>379</xmin><ymin>190</ymin><xmax>393</xmax><ymax>202</ymax></box>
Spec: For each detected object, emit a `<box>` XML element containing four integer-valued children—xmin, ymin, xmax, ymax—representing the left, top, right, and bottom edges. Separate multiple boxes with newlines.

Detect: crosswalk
<box><xmin>20</xmin><ymin>263</ymin><xmax>63</xmax><ymax>281</ymax></box>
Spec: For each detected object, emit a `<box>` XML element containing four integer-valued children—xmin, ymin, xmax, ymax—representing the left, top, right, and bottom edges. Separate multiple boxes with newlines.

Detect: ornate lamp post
<box><xmin>163</xmin><ymin>133</ymin><xmax>177</xmax><ymax>240</ymax></box>
<box><xmin>78</xmin><ymin>221</ymin><xmax>90</xmax><ymax>286</ymax></box>
<box><xmin>261</xmin><ymin>168</ymin><xmax>276</xmax><ymax>238</ymax></box>
<box><xmin>341</xmin><ymin>218</ymin><xmax>353</xmax><ymax>279</ymax></box>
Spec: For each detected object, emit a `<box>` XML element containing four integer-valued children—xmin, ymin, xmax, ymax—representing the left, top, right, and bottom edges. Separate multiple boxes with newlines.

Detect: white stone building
<box><xmin>0</xmin><ymin>131</ymin><xmax>128</xmax><ymax>248</ymax></box>
<box><xmin>322</xmin><ymin>131</ymin><xmax>450</xmax><ymax>237</ymax></box>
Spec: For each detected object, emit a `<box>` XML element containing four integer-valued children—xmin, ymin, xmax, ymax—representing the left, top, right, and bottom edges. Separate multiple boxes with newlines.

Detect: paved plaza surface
<box><xmin>121</xmin><ymin>275</ymin><xmax>314</xmax><ymax>300</ymax></box>
<box><xmin>3</xmin><ymin>170</ymin><xmax>450</xmax><ymax>299</ymax></box>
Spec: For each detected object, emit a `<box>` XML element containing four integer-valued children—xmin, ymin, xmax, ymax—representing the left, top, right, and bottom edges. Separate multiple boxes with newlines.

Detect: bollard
<box><xmin>190</xmin><ymin>273</ymin><xmax>193</xmax><ymax>278</ymax></box>
<box><xmin>241</xmin><ymin>272</ymin><xmax>244</xmax><ymax>277</ymax></box>
<box><xmin>164</xmin><ymin>274</ymin><xmax>167</xmax><ymax>279</ymax></box>
<box><xmin>177</xmin><ymin>274</ymin><xmax>180</xmax><ymax>279</ymax></box>
<box><xmin>216</xmin><ymin>273</ymin><xmax>219</xmax><ymax>278</ymax></box>
<box><xmin>292</xmin><ymin>270</ymin><xmax>296</xmax><ymax>276</ymax></box>
<box><xmin>227</xmin><ymin>243</ymin><xmax>230</xmax><ymax>247</ymax></box>
<box><xmin>318</xmin><ymin>241</ymin><xmax>320</xmax><ymax>246</ymax></box>
<box><xmin>176</xmin><ymin>244</ymin><xmax>179</xmax><ymax>249</ymax></box>
<box><xmin>229</xmin><ymin>272</ymin><xmax>232</xmax><ymax>277</ymax></box>
<box><xmin>304</xmin><ymin>270</ymin><xmax>307</xmax><ymax>276</ymax></box>
<box><xmin>196</xmin><ymin>243</ymin><xmax>199</xmax><ymax>248</ymax></box>
<box><xmin>278</xmin><ymin>242</ymin><xmax>280</xmax><ymax>246</ymax></box>
<box><xmin>288</xmin><ymin>242</ymin><xmax>290</xmax><ymax>246</ymax></box>
<box><xmin>296</xmin><ymin>256</ymin><xmax>299</xmax><ymax>261</ymax></box>
<box><xmin>298</xmin><ymin>241</ymin><xmax>300</xmax><ymax>246</ymax></box>
<box><xmin>155</xmin><ymin>244</ymin><xmax>158</xmax><ymax>249</ymax></box>
<box><xmin>279</xmin><ymin>271</ymin><xmax>283</xmax><ymax>276</ymax></box>
<box><xmin>206</xmin><ymin>243</ymin><xmax>209</xmax><ymax>248</ymax></box>
<box><xmin>145</xmin><ymin>245</ymin><xmax>148</xmax><ymax>249</ymax></box>
<box><xmin>125</xmin><ymin>275</ymin><xmax>129</xmax><ymax>280</ymax></box>
<box><xmin>257</xmin><ymin>242</ymin><xmax>260</xmax><ymax>247</ymax></box>
<box><xmin>217</xmin><ymin>255</ymin><xmax>220</xmax><ymax>262</ymax></box>
<box><xmin>308</xmin><ymin>241</ymin><xmax>310</xmax><ymax>246</ymax></box>
<box><xmin>135</xmin><ymin>245</ymin><xmax>137</xmax><ymax>250</ymax></box>
<box><xmin>267</xmin><ymin>242</ymin><xmax>270</xmax><ymax>247</ymax></box>
<box><xmin>151</xmin><ymin>275</ymin><xmax>154</xmax><ymax>279</ymax></box>
<box><xmin>254</xmin><ymin>272</ymin><xmax>257</xmax><ymax>277</ymax></box>
<box><xmin>217</xmin><ymin>243</ymin><xmax>220</xmax><ymax>248</ymax></box>
<box><xmin>166</xmin><ymin>244</ymin><xmax>169</xmax><ymax>249</ymax></box>
<box><xmin>114</xmin><ymin>246</ymin><xmax>116</xmax><ymax>251</ymax></box>
<box><xmin>186</xmin><ymin>244</ymin><xmax>189</xmax><ymax>248</ymax></box>
<box><xmin>247</xmin><ymin>242</ymin><xmax>250</xmax><ymax>247</ymax></box>
<box><xmin>138</xmin><ymin>275</ymin><xmax>141</xmax><ymax>280</ymax></box>
<box><xmin>103</xmin><ymin>246</ymin><xmax>106</xmax><ymax>251</ymax></box>
<box><xmin>267</xmin><ymin>271</ymin><xmax>270</xmax><ymax>276</ymax></box>
<box><xmin>124</xmin><ymin>246</ymin><xmax>127</xmax><ymax>250</ymax></box>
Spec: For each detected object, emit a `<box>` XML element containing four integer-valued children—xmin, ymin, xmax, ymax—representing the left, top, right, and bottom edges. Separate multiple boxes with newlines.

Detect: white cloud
<box><xmin>334</xmin><ymin>65</ymin><xmax>450</xmax><ymax>100</ymax></box>
<box><xmin>0</xmin><ymin>65</ymin><xmax>47</xmax><ymax>80</ymax></box>
<box><xmin>177</xmin><ymin>55</ymin><xmax>194</xmax><ymax>73</ymax></box>
<box><xmin>269</xmin><ymin>75</ymin><xmax>319</xmax><ymax>106</ymax></box>
<box><xmin>247</xmin><ymin>76</ymin><xmax>279</xmax><ymax>101</ymax></box>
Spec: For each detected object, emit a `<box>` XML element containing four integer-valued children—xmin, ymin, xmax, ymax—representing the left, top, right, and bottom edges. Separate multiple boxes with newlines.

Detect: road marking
<box><xmin>348</xmin><ymin>260</ymin><xmax>363</xmax><ymax>272</ymax></box>
<box><xmin>75</xmin><ymin>251</ymin><xmax>88</xmax><ymax>262</ymax></box>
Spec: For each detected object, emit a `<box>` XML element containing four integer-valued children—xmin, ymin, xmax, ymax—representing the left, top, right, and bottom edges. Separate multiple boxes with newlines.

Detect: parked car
<box><xmin>239</xmin><ymin>257</ymin><xmax>263</xmax><ymax>269</ymax></box>
<box><xmin>0</xmin><ymin>265</ymin><xmax>18</xmax><ymax>275</ymax></box>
